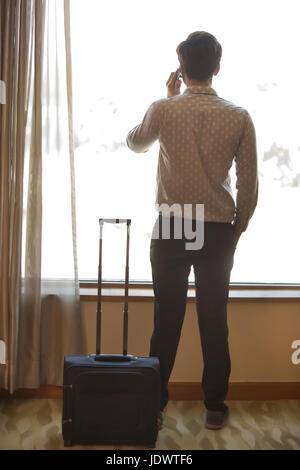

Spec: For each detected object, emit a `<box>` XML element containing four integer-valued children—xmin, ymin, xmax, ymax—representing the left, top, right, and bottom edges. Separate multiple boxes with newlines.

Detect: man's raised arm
<box><xmin>233</xmin><ymin>111</ymin><xmax>259</xmax><ymax>241</ymax></box>
<box><xmin>126</xmin><ymin>101</ymin><xmax>162</xmax><ymax>153</ymax></box>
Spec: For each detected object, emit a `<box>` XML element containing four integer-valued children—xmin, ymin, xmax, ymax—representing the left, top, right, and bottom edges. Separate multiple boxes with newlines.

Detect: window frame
<box><xmin>79</xmin><ymin>280</ymin><xmax>300</xmax><ymax>302</ymax></box>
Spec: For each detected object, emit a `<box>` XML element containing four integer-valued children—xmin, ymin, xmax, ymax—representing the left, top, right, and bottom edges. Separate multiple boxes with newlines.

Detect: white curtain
<box><xmin>0</xmin><ymin>0</ymin><xmax>86</xmax><ymax>393</ymax></box>
<box><xmin>0</xmin><ymin>0</ymin><xmax>33</xmax><ymax>392</ymax></box>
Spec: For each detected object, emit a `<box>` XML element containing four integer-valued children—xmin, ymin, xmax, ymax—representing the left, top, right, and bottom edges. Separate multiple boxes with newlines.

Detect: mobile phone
<box><xmin>176</xmin><ymin>69</ymin><xmax>182</xmax><ymax>80</ymax></box>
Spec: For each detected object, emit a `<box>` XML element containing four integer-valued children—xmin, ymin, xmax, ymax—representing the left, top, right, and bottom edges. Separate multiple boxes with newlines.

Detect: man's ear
<box><xmin>214</xmin><ymin>63</ymin><xmax>221</xmax><ymax>76</ymax></box>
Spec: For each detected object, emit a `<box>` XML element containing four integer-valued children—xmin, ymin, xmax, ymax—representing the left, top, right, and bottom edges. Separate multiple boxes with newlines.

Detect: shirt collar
<box><xmin>183</xmin><ymin>85</ymin><xmax>217</xmax><ymax>96</ymax></box>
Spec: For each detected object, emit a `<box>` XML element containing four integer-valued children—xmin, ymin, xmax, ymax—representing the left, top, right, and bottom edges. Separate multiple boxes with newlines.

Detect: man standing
<box><xmin>126</xmin><ymin>31</ymin><xmax>258</xmax><ymax>430</ymax></box>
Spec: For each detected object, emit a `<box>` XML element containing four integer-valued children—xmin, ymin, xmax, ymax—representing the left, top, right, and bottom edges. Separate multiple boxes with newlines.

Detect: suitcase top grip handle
<box><xmin>92</xmin><ymin>354</ymin><xmax>137</xmax><ymax>362</ymax></box>
<box><xmin>99</xmin><ymin>218</ymin><xmax>131</xmax><ymax>225</ymax></box>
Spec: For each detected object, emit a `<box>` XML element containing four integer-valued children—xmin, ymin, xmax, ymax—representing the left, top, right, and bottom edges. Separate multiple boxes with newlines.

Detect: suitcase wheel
<box><xmin>64</xmin><ymin>440</ymin><xmax>72</xmax><ymax>447</ymax></box>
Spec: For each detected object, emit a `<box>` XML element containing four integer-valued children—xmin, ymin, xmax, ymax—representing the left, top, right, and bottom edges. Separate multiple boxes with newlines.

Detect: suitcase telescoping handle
<box><xmin>95</xmin><ymin>218</ymin><xmax>132</xmax><ymax>360</ymax></box>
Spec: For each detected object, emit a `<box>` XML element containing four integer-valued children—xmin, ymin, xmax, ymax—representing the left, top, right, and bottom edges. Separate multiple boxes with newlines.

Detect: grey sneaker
<box><xmin>205</xmin><ymin>407</ymin><xmax>229</xmax><ymax>430</ymax></box>
<box><xmin>157</xmin><ymin>411</ymin><xmax>163</xmax><ymax>430</ymax></box>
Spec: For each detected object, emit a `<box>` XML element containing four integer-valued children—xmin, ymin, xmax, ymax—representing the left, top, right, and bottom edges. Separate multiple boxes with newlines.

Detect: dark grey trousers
<box><xmin>149</xmin><ymin>215</ymin><xmax>235</xmax><ymax>412</ymax></box>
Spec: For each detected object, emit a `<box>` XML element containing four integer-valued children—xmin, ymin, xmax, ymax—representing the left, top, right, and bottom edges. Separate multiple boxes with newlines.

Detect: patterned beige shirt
<box><xmin>126</xmin><ymin>85</ymin><xmax>258</xmax><ymax>238</ymax></box>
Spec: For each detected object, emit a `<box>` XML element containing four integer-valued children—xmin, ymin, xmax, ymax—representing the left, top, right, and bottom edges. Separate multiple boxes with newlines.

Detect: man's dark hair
<box><xmin>178</xmin><ymin>31</ymin><xmax>222</xmax><ymax>82</ymax></box>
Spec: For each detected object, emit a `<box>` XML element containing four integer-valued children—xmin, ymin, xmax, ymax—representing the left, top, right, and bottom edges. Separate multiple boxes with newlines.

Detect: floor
<box><xmin>0</xmin><ymin>399</ymin><xmax>299</xmax><ymax>450</ymax></box>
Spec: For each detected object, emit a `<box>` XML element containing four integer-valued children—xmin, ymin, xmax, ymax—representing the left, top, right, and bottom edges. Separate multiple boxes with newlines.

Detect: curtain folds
<box><xmin>0</xmin><ymin>0</ymin><xmax>33</xmax><ymax>392</ymax></box>
<box><xmin>0</xmin><ymin>0</ymin><xmax>86</xmax><ymax>393</ymax></box>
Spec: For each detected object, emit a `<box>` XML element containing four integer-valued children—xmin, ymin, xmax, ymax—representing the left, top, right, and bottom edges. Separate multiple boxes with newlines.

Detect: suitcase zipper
<box><xmin>65</xmin><ymin>363</ymin><xmax>160</xmax><ymax>378</ymax></box>
<box><xmin>63</xmin><ymin>368</ymin><xmax>160</xmax><ymax>443</ymax></box>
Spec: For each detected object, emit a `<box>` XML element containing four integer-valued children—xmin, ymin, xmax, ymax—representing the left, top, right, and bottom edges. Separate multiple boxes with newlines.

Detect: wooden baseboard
<box><xmin>1</xmin><ymin>382</ymin><xmax>299</xmax><ymax>400</ymax></box>
<box><xmin>168</xmin><ymin>381</ymin><xmax>300</xmax><ymax>400</ymax></box>
<box><xmin>0</xmin><ymin>385</ymin><xmax>62</xmax><ymax>399</ymax></box>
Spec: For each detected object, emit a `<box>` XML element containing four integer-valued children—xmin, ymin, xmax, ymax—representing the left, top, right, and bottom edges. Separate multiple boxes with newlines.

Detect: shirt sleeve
<box><xmin>233</xmin><ymin>111</ymin><xmax>259</xmax><ymax>239</ymax></box>
<box><xmin>126</xmin><ymin>101</ymin><xmax>161</xmax><ymax>153</ymax></box>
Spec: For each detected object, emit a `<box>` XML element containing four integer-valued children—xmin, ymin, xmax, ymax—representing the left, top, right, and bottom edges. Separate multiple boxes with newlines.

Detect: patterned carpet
<box><xmin>0</xmin><ymin>399</ymin><xmax>299</xmax><ymax>450</ymax></box>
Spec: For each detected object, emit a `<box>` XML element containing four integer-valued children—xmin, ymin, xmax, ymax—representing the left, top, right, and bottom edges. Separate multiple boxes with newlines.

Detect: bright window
<box><xmin>70</xmin><ymin>0</ymin><xmax>300</xmax><ymax>283</ymax></box>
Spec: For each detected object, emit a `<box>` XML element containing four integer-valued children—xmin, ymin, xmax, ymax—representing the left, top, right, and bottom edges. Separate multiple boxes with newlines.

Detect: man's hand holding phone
<box><xmin>166</xmin><ymin>68</ymin><xmax>182</xmax><ymax>98</ymax></box>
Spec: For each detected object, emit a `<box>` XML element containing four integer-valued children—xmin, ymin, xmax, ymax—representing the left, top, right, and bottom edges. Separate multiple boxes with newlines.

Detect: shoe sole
<box><xmin>205</xmin><ymin>411</ymin><xmax>229</xmax><ymax>430</ymax></box>
<box><xmin>205</xmin><ymin>422</ymin><xmax>225</xmax><ymax>430</ymax></box>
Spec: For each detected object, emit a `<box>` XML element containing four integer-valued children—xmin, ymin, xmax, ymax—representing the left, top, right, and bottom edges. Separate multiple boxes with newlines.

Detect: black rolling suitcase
<box><xmin>62</xmin><ymin>218</ymin><xmax>161</xmax><ymax>447</ymax></box>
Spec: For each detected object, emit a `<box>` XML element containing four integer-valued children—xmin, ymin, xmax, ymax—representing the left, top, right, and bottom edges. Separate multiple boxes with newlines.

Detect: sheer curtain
<box><xmin>0</xmin><ymin>0</ymin><xmax>32</xmax><ymax>392</ymax></box>
<box><xmin>0</xmin><ymin>0</ymin><xmax>86</xmax><ymax>393</ymax></box>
